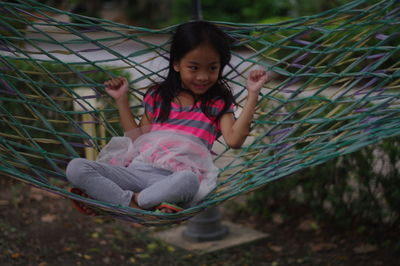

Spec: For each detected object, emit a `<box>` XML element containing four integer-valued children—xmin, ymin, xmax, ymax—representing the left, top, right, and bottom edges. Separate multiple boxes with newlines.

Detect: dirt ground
<box><xmin>1</xmin><ymin>178</ymin><xmax>399</xmax><ymax>266</ymax></box>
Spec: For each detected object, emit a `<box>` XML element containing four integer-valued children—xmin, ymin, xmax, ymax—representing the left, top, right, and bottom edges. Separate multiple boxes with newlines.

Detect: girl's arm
<box><xmin>104</xmin><ymin>77</ymin><xmax>151</xmax><ymax>140</ymax></box>
<box><xmin>220</xmin><ymin>69</ymin><xmax>267</xmax><ymax>148</ymax></box>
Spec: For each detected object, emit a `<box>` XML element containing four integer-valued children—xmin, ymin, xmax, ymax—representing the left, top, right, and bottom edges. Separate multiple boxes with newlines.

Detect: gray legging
<box><xmin>65</xmin><ymin>158</ymin><xmax>200</xmax><ymax>209</ymax></box>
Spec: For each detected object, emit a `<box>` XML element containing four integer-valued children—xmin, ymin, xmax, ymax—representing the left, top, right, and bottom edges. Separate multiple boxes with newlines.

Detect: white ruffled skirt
<box><xmin>96</xmin><ymin>130</ymin><xmax>218</xmax><ymax>205</ymax></box>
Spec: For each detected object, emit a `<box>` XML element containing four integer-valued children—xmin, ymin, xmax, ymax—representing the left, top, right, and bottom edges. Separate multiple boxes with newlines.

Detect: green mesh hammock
<box><xmin>1</xmin><ymin>0</ymin><xmax>399</xmax><ymax>225</ymax></box>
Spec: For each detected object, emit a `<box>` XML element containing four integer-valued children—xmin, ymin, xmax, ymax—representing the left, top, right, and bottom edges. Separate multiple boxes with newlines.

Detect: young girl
<box><xmin>66</xmin><ymin>21</ymin><xmax>267</xmax><ymax>214</ymax></box>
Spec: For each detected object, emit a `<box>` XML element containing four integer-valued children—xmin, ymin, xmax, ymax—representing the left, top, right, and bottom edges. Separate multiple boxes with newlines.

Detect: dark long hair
<box><xmin>153</xmin><ymin>20</ymin><xmax>235</xmax><ymax>122</ymax></box>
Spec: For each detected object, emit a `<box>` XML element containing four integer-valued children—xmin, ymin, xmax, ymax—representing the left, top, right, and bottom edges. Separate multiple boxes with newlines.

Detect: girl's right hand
<box><xmin>104</xmin><ymin>77</ymin><xmax>129</xmax><ymax>101</ymax></box>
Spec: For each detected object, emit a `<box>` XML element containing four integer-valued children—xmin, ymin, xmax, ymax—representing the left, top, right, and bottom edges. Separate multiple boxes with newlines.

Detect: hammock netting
<box><xmin>0</xmin><ymin>0</ymin><xmax>399</xmax><ymax>225</ymax></box>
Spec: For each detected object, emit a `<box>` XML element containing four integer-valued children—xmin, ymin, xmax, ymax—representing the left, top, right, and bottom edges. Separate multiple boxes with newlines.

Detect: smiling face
<box><xmin>173</xmin><ymin>43</ymin><xmax>221</xmax><ymax>95</ymax></box>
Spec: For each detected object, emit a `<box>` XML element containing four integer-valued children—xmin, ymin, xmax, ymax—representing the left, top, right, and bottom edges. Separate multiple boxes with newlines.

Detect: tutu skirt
<box><xmin>96</xmin><ymin>130</ymin><xmax>218</xmax><ymax>205</ymax></box>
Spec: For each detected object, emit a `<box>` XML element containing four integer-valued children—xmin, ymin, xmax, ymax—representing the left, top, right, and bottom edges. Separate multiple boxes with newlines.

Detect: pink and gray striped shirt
<box><xmin>144</xmin><ymin>88</ymin><xmax>234</xmax><ymax>150</ymax></box>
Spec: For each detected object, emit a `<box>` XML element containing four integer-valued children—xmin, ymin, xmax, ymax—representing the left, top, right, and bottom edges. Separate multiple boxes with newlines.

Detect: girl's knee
<box><xmin>137</xmin><ymin>171</ymin><xmax>200</xmax><ymax>209</ymax></box>
<box><xmin>176</xmin><ymin>171</ymin><xmax>199</xmax><ymax>188</ymax></box>
<box><xmin>65</xmin><ymin>158</ymin><xmax>89</xmax><ymax>183</ymax></box>
<box><xmin>173</xmin><ymin>171</ymin><xmax>200</xmax><ymax>198</ymax></box>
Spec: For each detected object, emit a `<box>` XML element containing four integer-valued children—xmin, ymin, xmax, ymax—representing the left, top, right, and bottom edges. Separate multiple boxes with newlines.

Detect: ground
<box><xmin>0</xmin><ymin>178</ymin><xmax>399</xmax><ymax>266</ymax></box>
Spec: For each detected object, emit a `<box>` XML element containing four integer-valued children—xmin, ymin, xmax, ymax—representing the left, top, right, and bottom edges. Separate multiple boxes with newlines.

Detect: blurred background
<box><xmin>1</xmin><ymin>1</ymin><xmax>399</xmax><ymax>265</ymax></box>
<box><xmin>34</xmin><ymin>0</ymin><xmax>358</xmax><ymax>27</ymax></box>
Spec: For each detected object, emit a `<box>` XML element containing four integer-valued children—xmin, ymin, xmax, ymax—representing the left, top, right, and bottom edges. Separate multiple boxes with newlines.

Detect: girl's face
<box><xmin>173</xmin><ymin>43</ymin><xmax>221</xmax><ymax>95</ymax></box>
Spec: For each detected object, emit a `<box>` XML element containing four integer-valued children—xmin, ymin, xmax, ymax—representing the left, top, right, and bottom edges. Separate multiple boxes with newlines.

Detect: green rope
<box><xmin>0</xmin><ymin>0</ymin><xmax>399</xmax><ymax>225</ymax></box>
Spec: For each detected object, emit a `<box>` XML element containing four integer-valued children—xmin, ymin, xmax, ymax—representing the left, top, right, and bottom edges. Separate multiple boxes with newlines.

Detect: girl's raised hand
<box><xmin>104</xmin><ymin>77</ymin><xmax>129</xmax><ymax>101</ymax></box>
<box><xmin>246</xmin><ymin>69</ymin><xmax>268</xmax><ymax>94</ymax></box>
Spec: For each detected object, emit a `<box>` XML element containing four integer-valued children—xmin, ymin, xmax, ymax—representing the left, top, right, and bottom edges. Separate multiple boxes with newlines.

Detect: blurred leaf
<box><xmin>272</xmin><ymin>213</ymin><xmax>284</xmax><ymax>225</ymax></box>
<box><xmin>310</xmin><ymin>242</ymin><xmax>337</xmax><ymax>252</ymax></box>
<box><xmin>134</xmin><ymin>248</ymin><xmax>144</xmax><ymax>253</ymax></box>
<box><xmin>136</xmin><ymin>253</ymin><xmax>150</xmax><ymax>259</ymax></box>
<box><xmin>83</xmin><ymin>254</ymin><xmax>92</xmax><ymax>260</ymax></box>
<box><xmin>298</xmin><ymin>219</ymin><xmax>319</xmax><ymax>231</ymax></box>
<box><xmin>147</xmin><ymin>242</ymin><xmax>158</xmax><ymax>251</ymax></box>
<box><xmin>167</xmin><ymin>245</ymin><xmax>176</xmax><ymax>252</ymax></box>
<box><xmin>11</xmin><ymin>252</ymin><xmax>22</xmax><ymax>259</ymax></box>
<box><xmin>182</xmin><ymin>253</ymin><xmax>193</xmax><ymax>259</ymax></box>
<box><xmin>269</xmin><ymin>245</ymin><xmax>283</xmax><ymax>252</ymax></box>
<box><xmin>41</xmin><ymin>214</ymin><xmax>57</xmax><ymax>223</ymax></box>
<box><xmin>353</xmin><ymin>244</ymin><xmax>377</xmax><ymax>254</ymax></box>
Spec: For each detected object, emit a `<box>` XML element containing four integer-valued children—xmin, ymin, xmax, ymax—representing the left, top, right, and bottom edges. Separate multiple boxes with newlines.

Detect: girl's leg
<box><xmin>66</xmin><ymin>158</ymin><xmax>171</xmax><ymax>207</ymax></box>
<box><xmin>137</xmin><ymin>170</ymin><xmax>200</xmax><ymax>209</ymax></box>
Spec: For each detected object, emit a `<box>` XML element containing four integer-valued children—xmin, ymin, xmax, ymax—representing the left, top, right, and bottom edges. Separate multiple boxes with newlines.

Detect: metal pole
<box><xmin>191</xmin><ymin>0</ymin><xmax>203</xmax><ymax>20</ymax></box>
<box><xmin>182</xmin><ymin>206</ymin><xmax>229</xmax><ymax>242</ymax></box>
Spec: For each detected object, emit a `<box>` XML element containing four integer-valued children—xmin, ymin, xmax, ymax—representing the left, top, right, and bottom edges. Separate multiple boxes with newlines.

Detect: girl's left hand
<box><xmin>246</xmin><ymin>69</ymin><xmax>268</xmax><ymax>94</ymax></box>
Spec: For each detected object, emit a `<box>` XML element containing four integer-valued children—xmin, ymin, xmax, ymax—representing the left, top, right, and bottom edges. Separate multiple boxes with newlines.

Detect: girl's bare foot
<box><xmin>69</xmin><ymin>188</ymin><xmax>99</xmax><ymax>216</ymax></box>
<box><xmin>129</xmin><ymin>192</ymin><xmax>141</xmax><ymax>209</ymax></box>
<box><xmin>130</xmin><ymin>193</ymin><xmax>182</xmax><ymax>213</ymax></box>
<box><xmin>157</xmin><ymin>207</ymin><xmax>174</xmax><ymax>213</ymax></box>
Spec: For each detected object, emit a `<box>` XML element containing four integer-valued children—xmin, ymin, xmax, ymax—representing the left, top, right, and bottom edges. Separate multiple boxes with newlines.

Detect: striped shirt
<box><xmin>143</xmin><ymin>88</ymin><xmax>234</xmax><ymax>149</ymax></box>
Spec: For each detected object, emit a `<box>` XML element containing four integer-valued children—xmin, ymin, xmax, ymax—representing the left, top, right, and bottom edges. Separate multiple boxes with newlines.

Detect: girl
<box><xmin>66</xmin><ymin>21</ymin><xmax>267</xmax><ymax>214</ymax></box>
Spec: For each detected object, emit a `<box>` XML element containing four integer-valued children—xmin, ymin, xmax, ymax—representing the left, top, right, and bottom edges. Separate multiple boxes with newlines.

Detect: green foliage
<box><xmin>246</xmin><ymin>91</ymin><xmax>400</xmax><ymax>228</ymax></box>
<box><xmin>168</xmin><ymin>0</ymin><xmax>291</xmax><ymax>25</ymax></box>
<box><xmin>124</xmin><ymin>0</ymin><xmax>171</xmax><ymax>28</ymax></box>
<box><xmin>0</xmin><ymin>4</ymin><xmax>27</xmax><ymax>48</ymax></box>
<box><xmin>2</xmin><ymin>59</ymin><xmax>130</xmax><ymax>122</ymax></box>
<box><xmin>33</xmin><ymin>0</ymin><xmax>360</xmax><ymax>28</ymax></box>
<box><xmin>166</xmin><ymin>0</ymin><xmax>358</xmax><ymax>27</ymax></box>
<box><xmin>259</xmin><ymin>17</ymin><xmax>292</xmax><ymax>24</ymax></box>
<box><xmin>246</xmin><ymin>136</ymin><xmax>400</xmax><ymax>227</ymax></box>
<box><xmin>1</xmin><ymin>59</ymin><xmax>131</xmax><ymax>167</ymax></box>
